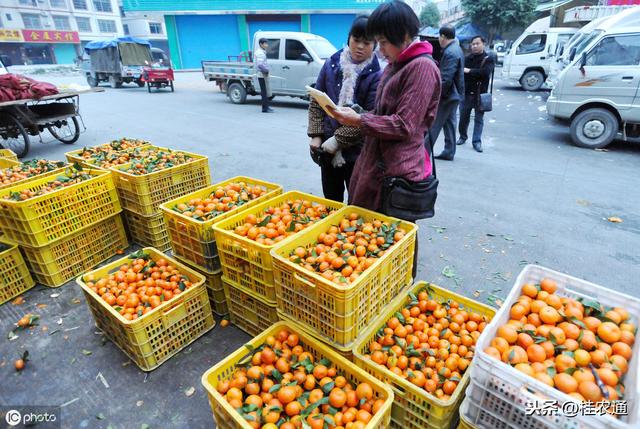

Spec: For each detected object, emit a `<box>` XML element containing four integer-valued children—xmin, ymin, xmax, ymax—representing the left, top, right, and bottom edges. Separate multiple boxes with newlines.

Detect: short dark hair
<box><xmin>471</xmin><ymin>35</ymin><xmax>485</xmax><ymax>44</ymax></box>
<box><xmin>348</xmin><ymin>15</ymin><xmax>374</xmax><ymax>43</ymax></box>
<box><xmin>367</xmin><ymin>0</ymin><xmax>420</xmax><ymax>46</ymax></box>
<box><xmin>439</xmin><ymin>25</ymin><xmax>455</xmax><ymax>40</ymax></box>
<box><xmin>259</xmin><ymin>38</ymin><xmax>268</xmax><ymax>45</ymax></box>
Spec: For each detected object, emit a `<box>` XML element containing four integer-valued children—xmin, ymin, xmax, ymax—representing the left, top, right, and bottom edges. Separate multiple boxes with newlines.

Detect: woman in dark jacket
<box><xmin>308</xmin><ymin>15</ymin><xmax>381</xmax><ymax>203</ymax></box>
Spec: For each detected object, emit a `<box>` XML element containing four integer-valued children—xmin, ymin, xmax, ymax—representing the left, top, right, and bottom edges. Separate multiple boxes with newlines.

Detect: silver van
<box><xmin>547</xmin><ymin>26</ymin><xmax>640</xmax><ymax>148</ymax></box>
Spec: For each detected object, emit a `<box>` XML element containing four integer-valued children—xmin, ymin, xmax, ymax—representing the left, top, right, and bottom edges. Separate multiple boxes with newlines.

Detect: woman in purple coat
<box><xmin>308</xmin><ymin>16</ymin><xmax>381</xmax><ymax>203</ymax></box>
<box><xmin>331</xmin><ymin>1</ymin><xmax>441</xmax><ymax>213</ymax></box>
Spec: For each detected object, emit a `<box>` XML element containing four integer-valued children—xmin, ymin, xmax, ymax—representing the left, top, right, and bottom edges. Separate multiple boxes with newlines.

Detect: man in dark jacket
<box><xmin>457</xmin><ymin>35</ymin><xmax>495</xmax><ymax>152</ymax></box>
<box><xmin>428</xmin><ymin>25</ymin><xmax>464</xmax><ymax>161</ymax></box>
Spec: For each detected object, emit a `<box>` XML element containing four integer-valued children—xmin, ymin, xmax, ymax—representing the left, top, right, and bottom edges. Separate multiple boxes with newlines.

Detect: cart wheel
<box><xmin>136</xmin><ymin>79</ymin><xmax>145</xmax><ymax>88</ymax></box>
<box><xmin>147</xmin><ymin>82</ymin><xmax>151</xmax><ymax>93</ymax></box>
<box><xmin>170</xmin><ymin>80</ymin><xmax>174</xmax><ymax>92</ymax></box>
<box><xmin>0</xmin><ymin>115</ymin><xmax>30</xmax><ymax>158</ymax></box>
<box><xmin>86</xmin><ymin>75</ymin><xmax>98</xmax><ymax>87</ymax></box>
<box><xmin>48</xmin><ymin>116</ymin><xmax>80</xmax><ymax>144</ymax></box>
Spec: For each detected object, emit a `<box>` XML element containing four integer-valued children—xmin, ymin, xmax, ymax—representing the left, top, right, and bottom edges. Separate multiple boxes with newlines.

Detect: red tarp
<box><xmin>0</xmin><ymin>74</ymin><xmax>58</xmax><ymax>103</ymax></box>
<box><xmin>608</xmin><ymin>0</ymin><xmax>640</xmax><ymax>5</ymax></box>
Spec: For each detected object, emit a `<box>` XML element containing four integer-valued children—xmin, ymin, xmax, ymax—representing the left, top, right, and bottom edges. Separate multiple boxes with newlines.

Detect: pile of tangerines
<box><xmin>484</xmin><ymin>278</ymin><xmax>635</xmax><ymax>411</ymax></box>
<box><xmin>5</xmin><ymin>169</ymin><xmax>92</xmax><ymax>201</ymax></box>
<box><xmin>87</xmin><ymin>146</ymin><xmax>156</xmax><ymax>169</ymax></box>
<box><xmin>78</xmin><ymin>138</ymin><xmax>149</xmax><ymax>161</ymax></box>
<box><xmin>0</xmin><ymin>159</ymin><xmax>65</xmax><ymax>187</ymax></box>
<box><xmin>232</xmin><ymin>200</ymin><xmax>336</xmax><ymax>246</ymax></box>
<box><xmin>172</xmin><ymin>182</ymin><xmax>268</xmax><ymax>220</ymax></box>
<box><xmin>362</xmin><ymin>288</ymin><xmax>489</xmax><ymax>400</ymax></box>
<box><xmin>122</xmin><ymin>149</ymin><xmax>194</xmax><ymax>175</ymax></box>
<box><xmin>287</xmin><ymin>213</ymin><xmax>407</xmax><ymax>284</ymax></box>
<box><xmin>217</xmin><ymin>327</ymin><xmax>386</xmax><ymax>429</ymax></box>
<box><xmin>84</xmin><ymin>252</ymin><xmax>194</xmax><ymax>321</ymax></box>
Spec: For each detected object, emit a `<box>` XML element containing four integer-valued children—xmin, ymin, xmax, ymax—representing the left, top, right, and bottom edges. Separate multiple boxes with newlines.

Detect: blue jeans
<box><xmin>459</xmin><ymin>93</ymin><xmax>484</xmax><ymax>145</ymax></box>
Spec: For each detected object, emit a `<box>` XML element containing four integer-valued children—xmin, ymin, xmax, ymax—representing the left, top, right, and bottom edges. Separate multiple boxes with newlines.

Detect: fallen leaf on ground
<box><xmin>607</xmin><ymin>217</ymin><xmax>623</xmax><ymax>223</ymax></box>
<box><xmin>12</xmin><ymin>297</ymin><xmax>25</xmax><ymax>305</ymax></box>
<box><xmin>96</xmin><ymin>413</ymin><xmax>105</xmax><ymax>420</ymax></box>
<box><xmin>82</xmin><ymin>349</ymin><xmax>92</xmax><ymax>356</ymax></box>
<box><xmin>37</xmin><ymin>304</ymin><xmax>47</xmax><ymax>309</ymax></box>
<box><xmin>442</xmin><ymin>266</ymin><xmax>456</xmax><ymax>278</ymax></box>
<box><xmin>185</xmin><ymin>386</ymin><xmax>196</xmax><ymax>397</ymax></box>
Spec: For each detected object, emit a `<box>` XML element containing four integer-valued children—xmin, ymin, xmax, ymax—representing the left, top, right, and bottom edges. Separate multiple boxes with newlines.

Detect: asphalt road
<box><xmin>0</xmin><ymin>69</ymin><xmax>639</xmax><ymax>429</ymax></box>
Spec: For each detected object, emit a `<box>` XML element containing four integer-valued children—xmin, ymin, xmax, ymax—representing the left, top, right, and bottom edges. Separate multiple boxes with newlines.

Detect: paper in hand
<box><xmin>306</xmin><ymin>86</ymin><xmax>338</xmax><ymax>118</ymax></box>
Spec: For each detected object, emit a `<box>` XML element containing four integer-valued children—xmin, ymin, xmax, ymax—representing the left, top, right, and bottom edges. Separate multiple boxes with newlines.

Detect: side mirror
<box><xmin>569</xmin><ymin>47</ymin><xmax>577</xmax><ymax>61</ymax></box>
<box><xmin>300</xmin><ymin>53</ymin><xmax>312</xmax><ymax>63</ymax></box>
<box><xmin>580</xmin><ymin>51</ymin><xmax>587</xmax><ymax>68</ymax></box>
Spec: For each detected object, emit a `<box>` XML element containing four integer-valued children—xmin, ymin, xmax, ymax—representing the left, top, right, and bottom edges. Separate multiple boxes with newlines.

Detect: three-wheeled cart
<box><xmin>142</xmin><ymin>65</ymin><xmax>175</xmax><ymax>92</ymax></box>
<box><xmin>0</xmin><ymin>88</ymin><xmax>103</xmax><ymax>158</ymax></box>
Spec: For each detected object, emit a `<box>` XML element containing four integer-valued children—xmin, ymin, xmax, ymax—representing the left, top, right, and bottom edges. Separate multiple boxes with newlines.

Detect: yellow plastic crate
<box><xmin>213</xmin><ymin>191</ymin><xmax>344</xmax><ymax>304</ymax></box>
<box><xmin>201</xmin><ymin>321</ymin><xmax>394</xmax><ymax>429</ymax></box>
<box><xmin>0</xmin><ymin>149</ymin><xmax>19</xmax><ymax>161</ymax></box>
<box><xmin>21</xmin><ymin>215</ymin><xmax>128</xmax><ymax>287</ymax></box>
<box><xmin>77</xmin><ymin>247</ymin><xmax>214</xmax><ymax>371</ymax></box>
<box><xmin>0</xmin><ymin>168</ymin><xmax>121</xmax><ymax>247</ymax></box>
<box><xmin>122</xmin><ymin>209</ymin><xmax>171</xmax><ymax>252</ymax></box>
<box><xmin>160</xmin><ymin>176</ymin><xmax>283</xmax><ymax>273</ymax></box>
<box><xmin>0</xmin><ymin>159</ymin><xmax>67</xmax><ymax>191</ymax></box>
<box><xmin>222</xmin><ymin>276</ymin><xmax>279</xmax><ymax>337</ymax></box>
<box><xmin>352</xmin><ymin>282</ymin><xmax>496</xmax><ymax>429</ymax></box>
<box><xmin>65</xmin><ymin>140</ymin><xmax>152</xmax><ymax>169</ymax></box>
<box><xmin>110</xmin><ymin>147</ymin><xmax>211</xmax><ymax>216</ymax></box>
<box><xmin>174</xmin><ymin>253</ymin><xmax>228</xmax><ymax>317</ymax></box>
<box><xmin>0</xmin><ymin>238</ymin><xmax>35</xmax><ymax>305</ymax></box>
<box><xmin>271</xmin><ymin>205</ymin><xmax>417</xmax><ymax>351</ymax></box>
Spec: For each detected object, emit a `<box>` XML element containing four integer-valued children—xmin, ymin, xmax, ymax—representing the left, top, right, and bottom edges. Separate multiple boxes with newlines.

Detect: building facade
<box><xmin>0</xmin><ymin>0</ymin><xmax>123</xmax><ymax>65</ymax></box>
<box><xmin>122</xmin><ymin>0</ymin><xmax>389</xmax><ymax>69</ymax></box>
<box><xmin>121</xmin><ymin>11</ymin><xmax>169</xmax><ymax>55</ymax></box>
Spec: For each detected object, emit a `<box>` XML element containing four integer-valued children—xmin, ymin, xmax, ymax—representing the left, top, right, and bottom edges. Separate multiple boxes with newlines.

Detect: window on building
<box><xmin>73</xmin><ymin>0</ymin><xmax>87</xmax><ymax>9</ymax></box>
<box><xmin>5</xmin><ymin>14</ymin><xmax>12</xmax><ymax>22</ymax></box>
<box><xmin>98</xmin><ymin>19</ymin><xmax>116</xmax><ymax>33</ymax></box>
<box><xmin>18</xmin><ymin>0</ymin><xmax>35</xmax><ymax>5</ymax></box>
<box><xmin>53</xmin><ymin>15</ymin><xmax>71</xmax><ymax>30</ymax></box>
<box><xmin>123</xmin><ymin>24</ymin><xmax>129</xmax><ymax>35</ymax></box>
<box><xmin>516</xmin><ymin>34</ymin><xmax>547</xmax><ymax>55</ymax></box>
<box><xmin>76</xmin><ymin>16</ymin><xmax>91</xmax><ymax>32</ymax></box>
<box><xmin>149</xmin><ymin>22</ymin><xmax>162</xmax><ymax>34</ymax></box>
<box><xmin>93</xmin><ymin>0</ymin><xmax>112</xmax><ymax>13</ymax></box>
<box><xmin>285</xmin><ymin>39</ymin><xmax>310</xmax><ymax>61</ymax></box>
<box><xmin>50</xmin><ymin>0</ymin><xmax>66</xmax><ymax>8</ymax></box>
<box><xmin>587</xmin><ymin>34</ymin><xmax>640</xmax><ymax>66</ymax></box>
<box><xmin>21</xmin><ymin>13</ymin><xmax>43</xmax><ymax>29</ymax></box>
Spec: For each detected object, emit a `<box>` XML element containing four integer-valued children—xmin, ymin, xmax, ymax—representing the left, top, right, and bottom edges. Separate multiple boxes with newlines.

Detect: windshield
<box><xmin>306</xmin><ymin>39</ymin><xmax>337</xmax><ymax>60</ymax></box>
<box><xmin>573</xmin><ymin>30</ymin><xmax>604</xmax><ymax>59</ymax></box>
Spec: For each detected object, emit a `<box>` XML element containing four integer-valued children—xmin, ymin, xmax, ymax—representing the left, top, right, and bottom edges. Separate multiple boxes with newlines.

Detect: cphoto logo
<box><xmin>5</xmin><ymin>409</ymin><xmax>21</xmax><ymax>426</ymax></box>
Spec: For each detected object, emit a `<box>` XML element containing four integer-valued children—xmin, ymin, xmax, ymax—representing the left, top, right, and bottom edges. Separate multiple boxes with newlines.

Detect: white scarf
<box><xmin>338</xmin><ymin>49</ymin><xmax>373</xmax><ymax>107</ymax></box>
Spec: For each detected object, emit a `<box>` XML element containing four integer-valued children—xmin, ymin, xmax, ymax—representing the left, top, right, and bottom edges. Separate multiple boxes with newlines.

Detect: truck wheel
<box><xmin>520</xmin><ymin>70</ymin><xmax>544</xmax><ymax>91</ymax></box>
<box><xmin>108</xmin><ymin>75</ymin><xmax>122</xmax><ymax>89</ymax></box>
<box><xmin>86</xmin><ymin>75</ymin><xmax>98</xmax><ymax>87</ymax></box>
<box><xmin>227</xmin><ymin>83</ymin><xmax>247</xmax><ymax>104</ymax></box>
<box><xmin>570</xmin><ymin>108</ymin><xmax>618</xmax><ymax>149</ymax></box>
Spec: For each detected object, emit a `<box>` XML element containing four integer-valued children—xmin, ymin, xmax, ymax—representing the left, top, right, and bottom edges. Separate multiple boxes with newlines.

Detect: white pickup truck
<box><xmin>202</xmin><ymin>31</ymin><xmax>336</xmax><ymax>104</ymax></box>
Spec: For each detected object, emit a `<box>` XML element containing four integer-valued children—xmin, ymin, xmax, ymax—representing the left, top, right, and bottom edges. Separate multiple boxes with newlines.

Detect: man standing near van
<box><xmin>457</xmin><ymin>36</ymin><xmax>494</xmax><ymax>153</ymax></box>
<box><xmin>429</xmin><ymin>25</ymin><xmax>464</xmax><ymax>161</ymax></box>
<box><xmin>255</xmin><ymin>38</ymin><xmax>274</xmax><ymax>113</ymax></box>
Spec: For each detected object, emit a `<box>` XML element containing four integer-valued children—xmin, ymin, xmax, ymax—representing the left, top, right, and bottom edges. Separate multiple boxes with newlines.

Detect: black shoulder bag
<box><xmin>380</xmin><ymin>54</ymin><xmax>439</xmax><ymax>222</ymax></box>
<box><xmin>478</xmin><ymin>56</ymin><xmax>494</xmax><ymax>113</ymax></box>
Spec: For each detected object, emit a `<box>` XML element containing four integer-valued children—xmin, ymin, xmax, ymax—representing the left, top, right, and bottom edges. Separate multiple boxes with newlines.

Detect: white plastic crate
<box><xmin>463</xmin><ymin>265</ymin><xmax>640</xmax><ymax>429</ymax></box>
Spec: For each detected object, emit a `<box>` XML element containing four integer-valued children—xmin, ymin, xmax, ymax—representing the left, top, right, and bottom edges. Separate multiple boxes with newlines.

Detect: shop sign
<box><xmin>0</xmin><ymin>29</ymin><xmax>23</xmax><ymax>42</ymax></box>
<box><xmin>21</xmin><ymin>30</ymin><xmax>80</xmax><ymax>43</ymax></box>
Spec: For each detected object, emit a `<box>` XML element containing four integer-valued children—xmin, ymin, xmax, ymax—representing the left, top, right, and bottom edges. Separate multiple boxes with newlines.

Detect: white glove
<box><xmin>321</xmin><ymin>136</ymin><xmax>339</xmax><ymax>154</ymax></box>
<box><xmin>331</xmin><ymin>150</ymin><xmax>346</xmax><ymax>168</ymax></box>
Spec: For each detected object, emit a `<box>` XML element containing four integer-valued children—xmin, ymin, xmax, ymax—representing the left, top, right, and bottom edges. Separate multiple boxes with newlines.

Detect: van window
<box><xmin>587</xmin><ymin>34</ymin><xmax>640</xmax><ymax>66</ymax></box>
<box><xmin>516</xmin><ymin>34</ymin><xmax>547</xmax><ymax>55</ymax></box>
<box><xmin>265</xmin><ymin>39</ymin><xmax>280</xmax><ymax>60</ymax></box>
<box><xmin>555</xmin><ymin>34</ymin><xmax>573</xmax><ymax>56</ymax></box>
<box><xmin>285</xmin><ymin>40</ymin><xmax>310</xmax><ymax>61</ymax></box>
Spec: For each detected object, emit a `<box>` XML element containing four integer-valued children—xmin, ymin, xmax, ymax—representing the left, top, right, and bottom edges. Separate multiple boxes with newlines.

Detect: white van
<box><xmin>501</xmin><ymin>19</ymin><xmax>576</xmax><ymax>91</ymax></box>
<box><xmin>548</xmin><ymin>7</ymin><xmax>640</xmax><ymax>85</ymax></box>
<box><xmin>546</xmin><ymin>26</ymin><xmax>640</xmax><ymax>148</ymax></box>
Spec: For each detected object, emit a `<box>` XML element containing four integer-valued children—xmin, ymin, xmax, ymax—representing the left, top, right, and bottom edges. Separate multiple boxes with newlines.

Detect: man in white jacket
<box><xmin>255</xmin><ymin>38</ymin><xmax>273</xmax><ymax>113</ymax></box>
